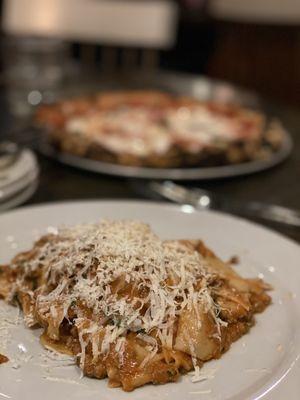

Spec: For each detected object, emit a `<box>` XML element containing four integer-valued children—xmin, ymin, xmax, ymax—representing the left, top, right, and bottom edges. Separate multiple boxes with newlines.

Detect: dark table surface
<box><xmin>1</xmin><ymin>75</ymin><xmax>299</xmax><ymax>243</ymax></box>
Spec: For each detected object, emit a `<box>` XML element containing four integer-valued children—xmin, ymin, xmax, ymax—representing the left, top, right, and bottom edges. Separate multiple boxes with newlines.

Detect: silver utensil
<box><xmin>150</xmin><ymin>181</ymin><xmax>300</xmax><ymax>227</ymax></box>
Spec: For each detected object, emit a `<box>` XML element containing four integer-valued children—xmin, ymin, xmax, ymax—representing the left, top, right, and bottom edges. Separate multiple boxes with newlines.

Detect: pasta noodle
<box><xmin>0</xmin><ymin>220</ymin><xmax>271</xmax><ymax>391</ymax></box>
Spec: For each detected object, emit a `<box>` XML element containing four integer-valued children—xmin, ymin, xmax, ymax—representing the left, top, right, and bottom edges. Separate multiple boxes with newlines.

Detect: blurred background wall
<box><xmin>0</xmin><ymin>0</ymin><xmax>299</xmax><ymax>106</ymax></box>
<box><xmin>207</xmin><ymin>0</ymin><xmax>300</xmax><ymax>105</ymax></box>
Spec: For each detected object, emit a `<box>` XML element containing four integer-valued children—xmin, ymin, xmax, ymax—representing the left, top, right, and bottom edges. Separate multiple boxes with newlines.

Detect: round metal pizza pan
<box><xmin>35</xmin><ymin>71</ymin><xmax>293</xmax><ymax>180</ymax></box>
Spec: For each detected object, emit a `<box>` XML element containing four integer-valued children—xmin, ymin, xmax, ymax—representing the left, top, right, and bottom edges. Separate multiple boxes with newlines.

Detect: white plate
<box><xmin>0</xmin><ymin>150</ymin><xmax>39</xmax><ymax>201</ymax></box>
<box><xmin>0</xmin><ymin>177</ymin><xmax>39</xmax><ymax>213</ymax></box>
<box><xmin>0</xmin><ymin>201</ymin><xmax>299</xmax><ymax>400</ymax></box>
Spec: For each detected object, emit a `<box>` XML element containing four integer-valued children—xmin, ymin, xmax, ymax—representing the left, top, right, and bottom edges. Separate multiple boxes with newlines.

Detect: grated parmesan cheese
<box><xmin>10</xmin><ymin>220</ymin><xmax>224</xmax><ymax>376</ymax></box>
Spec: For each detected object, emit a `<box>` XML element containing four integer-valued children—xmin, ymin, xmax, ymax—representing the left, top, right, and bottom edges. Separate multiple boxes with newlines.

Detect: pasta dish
<box><xmin>0</xmin><ymin>220</ymin><xmax>271</xmax><ymax>391</ymax></box>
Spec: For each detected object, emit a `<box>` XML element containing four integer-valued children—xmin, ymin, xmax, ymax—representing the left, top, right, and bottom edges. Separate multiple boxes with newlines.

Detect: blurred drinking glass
<box><xmin>2</xmin><ymin>36</ymin><xmax>70</xmax><ymax>118</ymax></box>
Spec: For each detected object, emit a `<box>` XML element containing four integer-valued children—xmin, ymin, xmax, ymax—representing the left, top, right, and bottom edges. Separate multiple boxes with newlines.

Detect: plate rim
<box><xmin>0</xmin><ymin>199</ymin><xmax>299</xmax><ymax>249</ymax></box>
<box><xmin>0</xmin><ymin>149</ymin><xmax>38</xmax><ymax>191</ymax></box>
<box><xmin>0</xmin><ymin>178</ymin><xmax>39</xmax><ymax>213</ymax></box>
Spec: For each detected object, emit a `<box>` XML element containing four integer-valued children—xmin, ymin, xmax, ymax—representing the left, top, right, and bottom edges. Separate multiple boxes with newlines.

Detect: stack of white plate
<box><xmin>0</xmin><ymin>148</ymin><xmax>39</xmax><ymax>212</ymax></box>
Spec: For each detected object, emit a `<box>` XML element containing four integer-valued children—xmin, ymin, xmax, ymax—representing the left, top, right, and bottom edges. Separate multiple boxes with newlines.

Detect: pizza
<box><xmin>0</xmin><ymin>219</ymin><xmax>271</xmax><ymax>391</ymax></box>
<box><xmin>35</xmin><ymin>91</ymin><xmax>285</xmax><ymax>168</ymax></box>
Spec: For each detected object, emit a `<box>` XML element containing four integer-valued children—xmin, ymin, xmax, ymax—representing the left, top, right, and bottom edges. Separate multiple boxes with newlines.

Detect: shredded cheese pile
<box><xmin>14</xmin><ymin>220</ymin><xmax>223</xmax><ymax>365</ymax></box>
